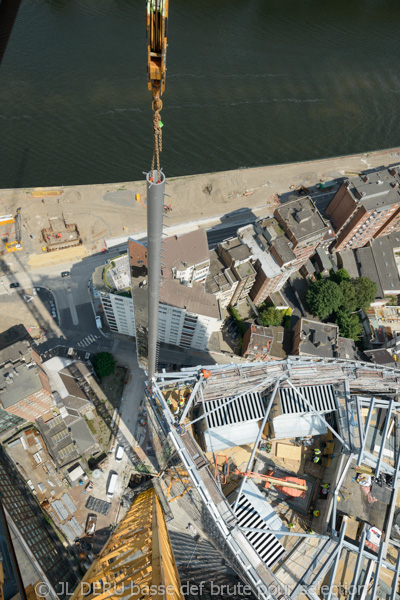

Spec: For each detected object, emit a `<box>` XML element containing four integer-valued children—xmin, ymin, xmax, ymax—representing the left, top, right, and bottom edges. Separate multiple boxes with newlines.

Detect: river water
<box><xmin>2</xmin><ymin>0</ymin><xmax>400</xmax><ymax>189</ymax></box>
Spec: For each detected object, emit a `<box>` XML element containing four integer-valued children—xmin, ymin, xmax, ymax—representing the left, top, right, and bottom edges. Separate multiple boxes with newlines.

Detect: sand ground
<box><xmin>1</xmin><ymin>146</ymin><xmax>400</xmax><ymax>267</ymax></box>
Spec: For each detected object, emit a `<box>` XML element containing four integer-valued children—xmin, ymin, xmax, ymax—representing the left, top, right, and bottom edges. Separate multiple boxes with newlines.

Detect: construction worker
<box><xmin>313</xmin><ymin>456</ymin><xmax>321</xmax><ymax>464</ymax></box>
<box><xmin>314</xmin><ymin>448</ymin><xmax>322</xmax><ymax>456</ymax></box>
<box><xmin>307</xmin><ymin>529</ymin><xmax>316</xmax><ymax>535</ymax></box>
<box><xmin>322</xmin><ymin>483</ymin><xmax>330</xmax><ymax>490</ymax></box>
<box><xmin>288</xmin><ymin>523</ymin><xmax>295</xmax><ymax>529</ymax></box>
<box><xmin>313</xmin><ymin>510</ymin><xmax>320</xmax><ymax>518</ymax></box>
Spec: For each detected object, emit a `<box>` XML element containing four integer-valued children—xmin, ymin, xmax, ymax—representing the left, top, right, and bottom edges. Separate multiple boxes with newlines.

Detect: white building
<box><xmin>92</xmin><ymin>232</ymin><xmax>221</xmax><ymax>351</ymax></box>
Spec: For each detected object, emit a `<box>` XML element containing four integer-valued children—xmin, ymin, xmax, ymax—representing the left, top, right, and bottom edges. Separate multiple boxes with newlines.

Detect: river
<box><xmin>1</xmin><ymin>0</ymin><xmax>400</xmax><ymax>188</ymax></box>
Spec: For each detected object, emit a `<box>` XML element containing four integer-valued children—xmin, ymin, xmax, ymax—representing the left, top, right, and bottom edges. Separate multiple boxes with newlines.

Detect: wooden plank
<box><xmin>276</xmin><ymin>443</ymin><xmax>302</xmax><ymax>461</ymax></box>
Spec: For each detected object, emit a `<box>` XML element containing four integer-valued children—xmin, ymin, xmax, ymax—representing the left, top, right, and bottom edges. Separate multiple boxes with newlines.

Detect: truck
<box><xmin>107</xmin><ymin>472</ymin><xmax>118</xmax><ymax>498</ymax></box>
<box><xmin>85</xmin><ymin>513</ymin><xmax>97</xmax><ymax>536</ymax></box>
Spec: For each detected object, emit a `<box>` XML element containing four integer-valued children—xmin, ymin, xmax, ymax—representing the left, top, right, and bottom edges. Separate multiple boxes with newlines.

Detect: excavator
<box><xmin>146</xmin><ymin>0</ymin><xmax>168</xmax><ymax>180</ymax></box>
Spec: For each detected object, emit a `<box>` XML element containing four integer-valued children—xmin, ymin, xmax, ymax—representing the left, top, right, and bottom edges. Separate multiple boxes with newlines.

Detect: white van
<box><xmin>95</xmin><ymin>316</ymin><xmax>102</xmax><ymax>329</ymax></box>
<box><xmin>115</xmin><ymin>445</ymin><xmax>124</xmax><ymax>462</ymax></box>
<box><xmin>107</xmin><ymin>473</ymin><xmax>118</xmax><ymax>498</ymax></box>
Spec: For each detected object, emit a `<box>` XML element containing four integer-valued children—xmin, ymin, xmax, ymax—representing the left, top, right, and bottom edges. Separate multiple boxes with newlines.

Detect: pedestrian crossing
<box><xmin>77</xmin><ymin>334</ymin><xmax>99</xmax><ymax>347</ymax></box>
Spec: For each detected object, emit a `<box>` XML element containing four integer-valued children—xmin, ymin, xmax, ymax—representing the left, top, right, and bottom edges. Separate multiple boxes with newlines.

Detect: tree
<box><xmin>336</xmin><ymin>310</ymin><xmax>363</xmax><ymax>341</ymax></box>
<box><xmin>306</xmin><ymin>279</ymin><xmax>343</xmax><ymax>319</ymax></box>
<box><xmin>330</xmin><ymin>268</ymin><xmax>350</xmax><ymax>284</ymax></box>
<box><xmin>338</xmin><ymin>279</ymin><xmax>358</xmax><ymax>313</ymax></box>
<box><xmin>351</xmin><ymin>276</ymin><xmax>377</xmax><ymax>311</ymax></box>
<box><xmin>259</xmin><ymin>306</ymin><xmax>283</xmax><ymax>327</ymax></box>
<box><xmin>94</xmin><ymin>352</ymin><xmax>116</xmax><ymax>379</ymax></box>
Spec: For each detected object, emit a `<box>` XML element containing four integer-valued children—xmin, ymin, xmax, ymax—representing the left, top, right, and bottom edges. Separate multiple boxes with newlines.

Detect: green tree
<box><xmin>306</xmin><ymin>279</ymin><xmax>343</xmax><ymax>319</ymax></box>
<box><xmin>330</xmin><ymin>268</ymin><xmax>350</xmax><ymax>284</ymax></box>
<box><xmin>94</xmin><ymin>352</ymin><xmax>116</xmax><ymax>379</ymax></box>
<box><xmin>351</xmin><ymin>276</ymin><xmax>377</xmax><ymax>311</ymax></box>
<box><xmin>338</xmin><ymin>279</ymin><xmax>358</xmax><ymax>313</ymax></box>
<box><xmin>259</xmin><ymin>306</ymin><xmax>283</xmax><ymax>327</ymax></box>
<box><xmin>336</xmin><ymin>310</ymin><xmax>363</xmax><ymax>341</ymax></box>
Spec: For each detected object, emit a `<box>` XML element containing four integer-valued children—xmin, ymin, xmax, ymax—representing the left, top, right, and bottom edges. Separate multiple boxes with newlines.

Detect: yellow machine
<box><xmin>5</xmin><ymin>241</ymin><xmax>22</xmax><ymax>252</ymax></box>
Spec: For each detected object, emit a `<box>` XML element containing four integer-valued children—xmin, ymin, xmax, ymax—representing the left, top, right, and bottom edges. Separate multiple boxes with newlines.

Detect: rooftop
<box><xmin>238</xmin><ymin>224</ymin><xmax>282</xmax><ymax>279</ymax></box>
<box><xmin>274</xmin><ymin>196</ymin><xmax>328</xmax><ymax>242</ymax></box>
<box><xmin>161</xmin><ymin>279</ymin><xmax>220</xmax><ymax>319</ymax></box>
<box><xmin>219</xmin><ymin>237</ymin><xmax>253</xmax><ymax>264</ymax></box>
<box><xmin>270</xmin><ymin>235</ymin><xmax>297</xmax><ymax>265</ymax></box>
<box><xmin>0</xmin><ymin>358</ymin><xmax>43</xmax><ymax>409</ymax></box>
<box><xmin>347</xmin><ymin>166</ymin><xmax>400</xmax><ymax>211</ymax></box>
<box><xmin>205</xmin><ymin>250</ymin><xmax>238</xmax><ymax>295</ymax></box>
<box><xmin>163</xmin><ymin>229</ymin><xmax>209</xmax><ymax>271</ymax></box>
<box><xmin>364</xmin><ymin>348</ymin><xmax>397</xmax><ymax>366</ymax></box>
<box><xmin>295</xmin><ymin>318</ymin><xmax>339</xmax><ymax>358</ymax></box>
<box><xmin>370</xmin><ymin>234</ymin><xmax>400</xmax><ymax>294</ymax></box>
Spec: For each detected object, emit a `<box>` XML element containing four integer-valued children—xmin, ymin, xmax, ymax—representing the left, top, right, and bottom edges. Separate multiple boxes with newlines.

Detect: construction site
<box><xmin>1</xmin><ymin>1</ymin><xmax>400</xmax><ymax>600</ymax></box>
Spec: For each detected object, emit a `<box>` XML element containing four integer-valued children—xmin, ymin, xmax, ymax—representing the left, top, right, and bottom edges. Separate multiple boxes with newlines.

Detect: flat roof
<box><xmin>161</xmin><ymin>279</ymin><xmax>220</xmax><ymax>319</ymax></box>
<box><xmin>238</xmin><ymin>225</ymin><xmax>282</xmax><ymax>279</ymax></box>
<box><xmin>275</xmin><ymin>196</ymin><xmax>327</xmax><ymax>242</ymax></box>
<box><xmin>0</xmin><ymin>362</ymin><xmax>43</xmax><ymax>408</ymax></box>
<box><xmin>271</xmin><ymin>236</ymin><xmax>296</xmax><ymax>265</ymax></box>
<box><xmin>163</xmin><ymin>229</ymin><xmax>210</xmax><ymax>271</ymax></box>
<box><xmin>348</xmin><ymin>167</ymin><xmax>400</xmax><ymax>211</ymax></box>
<box><xmin>219</xmin><ymin>237</ymin><xmax>253</xmax><ymax>263</ymax></box>
<box><xmin>355</xmin><ymin>246</ymin><xmax>384</xmax><ymax>299</ymax></box>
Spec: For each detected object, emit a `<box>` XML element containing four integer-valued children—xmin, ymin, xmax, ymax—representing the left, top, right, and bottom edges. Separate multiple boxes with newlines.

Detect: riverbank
<box><xmin>1</xmin><ymin>146</ymin><xmax>400</xmax><ymax>263</ymax></box>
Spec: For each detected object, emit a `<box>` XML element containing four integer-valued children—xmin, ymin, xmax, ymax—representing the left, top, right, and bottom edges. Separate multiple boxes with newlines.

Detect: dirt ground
<box><xmin>98</xmin><ymin>366</ymin><xmax>127</xmax><ymax>409</ymax></box>
<box><xmin>2</xmin><ymin>147</ymin><xmax>400</xmax><ymax>265</ymax></box>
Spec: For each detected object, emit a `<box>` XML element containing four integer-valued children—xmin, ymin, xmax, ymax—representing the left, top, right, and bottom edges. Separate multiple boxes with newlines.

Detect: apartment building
<box><xmin>292</xmin><ymin>318</ymin><xmax>340</xmax><ymax>358</ymax></box>
<box><xmin>217</xmin><ymin>237</ymin><xmax>257</xmax><ymax>305</ymax></box>
<box><xmin>92</xmin><ymin>233</ymin><xmax>221</xmax><ymax>352</ymax></box>
<box><xmin>326</xmin><ymin>167</ymin><xmax>400</xmax><ymax>251</ymax></box>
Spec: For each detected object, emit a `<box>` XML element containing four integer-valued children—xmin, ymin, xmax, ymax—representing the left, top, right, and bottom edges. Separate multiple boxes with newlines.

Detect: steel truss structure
<box><xmin>71</xmin><ymin>487</ymin><xmax>184</xmax><ymax>600</ymax></box>
<box><xmin>150</xmin><ymin>356</ymin><xmax>400</xmax><ymax>600</ymax></box>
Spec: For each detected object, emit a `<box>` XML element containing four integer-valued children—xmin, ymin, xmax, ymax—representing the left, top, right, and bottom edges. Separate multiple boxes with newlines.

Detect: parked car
<box><xmin>95</xmin><ymin>316</ymin><xmax>102</xmax><ymax>329</ymax></box>
<box><xmin>9</xmin><ymin>282</ymin><xmax>20</xmax><ymax>288</ymax></box>
<box><xmin>61</xmin><ymin>271</ymin><xmax>70</xmax><ymax>278</ymax></box>
<box><xmin>115</xmin><ymin>445</ymin><xmax>124</xmax><ymax>462</ymax></box>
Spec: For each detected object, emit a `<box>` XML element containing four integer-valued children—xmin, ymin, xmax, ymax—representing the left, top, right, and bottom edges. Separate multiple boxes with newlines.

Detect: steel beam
<box><xmin>179</xmin><ymin>379</ymin><xmax>202</xmax><ymax>424</ymax></box>
<box><xmin>390</xmin><ymin>549</ymin><xmax>400</xmax><ymax>600</ymax></box>
<box><xmin>375</xmin><ymin>399</ymin><xmax>394</xmax><ymax>478</ymax></box>
<box><xmin>238</xmin><ymin>526</ymin><xmax>329</xmax><ymax>540</ymax></box>
<box><xmin>355</xmin><ymin>395</ymin><xmax>364</xmax><ymax>446</ymax></box>
<box><xmin>357</xmin><ymin>398</ymin><xmax>375</xmax><ymax>467</ymax></box>
<box><xmin>146</xmin><ymin>169</ymin><xmax>166</xmax><ymax>385</ymax></box>
<box><xmin>286</xmin><ymin>379</ymin><xmax>351</xmax><ymax>451</ymax></box>
<box><xmin>359</xmin><ymin>560</ymin><xmax>374</xmax><ymax>600</ymax></box>
<box><xmin>232</xmin><ymin>378</ymin><xmax>280</xmax><ymax>514</ymax></box>
<box><xmin>326</xmin><ymin>519</ymin><xmax>347</xmax><ymax>600</ymax></box>
<box><xmin>370</xmin><ymin>540</ymin><xmax>385</xmax><ymax>600</ymax></box>
<box><xmin>348</xmin><ymin>530</ymin><xmax>367</xmax><ymax>600</ymax></box>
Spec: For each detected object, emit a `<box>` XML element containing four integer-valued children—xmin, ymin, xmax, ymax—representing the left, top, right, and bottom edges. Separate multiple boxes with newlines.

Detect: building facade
<box><xmin>326</xmin><ymin>167</ymin><xmax>400</xmax><ymax>251</ymax></box>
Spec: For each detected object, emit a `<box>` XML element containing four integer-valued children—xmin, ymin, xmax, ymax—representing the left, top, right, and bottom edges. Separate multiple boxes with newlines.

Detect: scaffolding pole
<box><xmin>375</xmin><ymin>399</ymin><xmax>394</xmax><ymax>478</ymax></box>
<box><xmin>238</xmin><ymin>527</ymin><xmax>329</xmax><ymax>540</ymax></box>
<box><xmin>325</xmin><ymin>519</ymin><xmax>347</xmax><ymax>600</ymax></box>
<box><xmin>357</xmin><ymin>398</ymin><xmax>375</xmax><ymax>467</ymax></box>
<box><xmin>370</xmin><ymin>540</ymin><xmax>385</xmax><ymax>600</ymax></box>
<box><xmin>286</xmin><ymin>379</ymin><xmax>351</xmax><ymax>451</ymax></box>
<box><xmin>390</xmin><ymin>549</ymin><xmax>400</xmax><ymax>600</ymax></box>
<box><xmin>179</xmin><ymin>379</ymin><xmax>202</xmax><ymax>424</ymax></box>
<box><xmin>146</xmin><ymin>169</ymin><xmax>165</xmax><ymax>385</ymax></box>
<box><xmin>331</xmin><ymin>454</ymin><xmax>356</xmax><ymax>534</ymax></box>
<box><xmin>348</xmin><ymin>530</ymin><xmax>367</xmax><ymax>600</ymax></box>
<box><xmin>232</xmin><ymin>379</ymin><xmax>280</xmax><ymax>514</ymax></box>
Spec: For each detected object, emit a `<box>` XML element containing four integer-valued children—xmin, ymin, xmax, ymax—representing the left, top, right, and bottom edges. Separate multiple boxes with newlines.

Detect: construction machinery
<box><xmin>233</xmin><ymin>469</ymin><xmax>307</xmax><ymax>499</ymax></box>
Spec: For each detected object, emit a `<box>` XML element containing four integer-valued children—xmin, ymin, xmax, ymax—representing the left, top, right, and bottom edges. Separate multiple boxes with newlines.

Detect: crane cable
<box><xmin>151</xmin><ymin>110</ymin><xmax>162</xmax><ymax>182</ymax></box>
